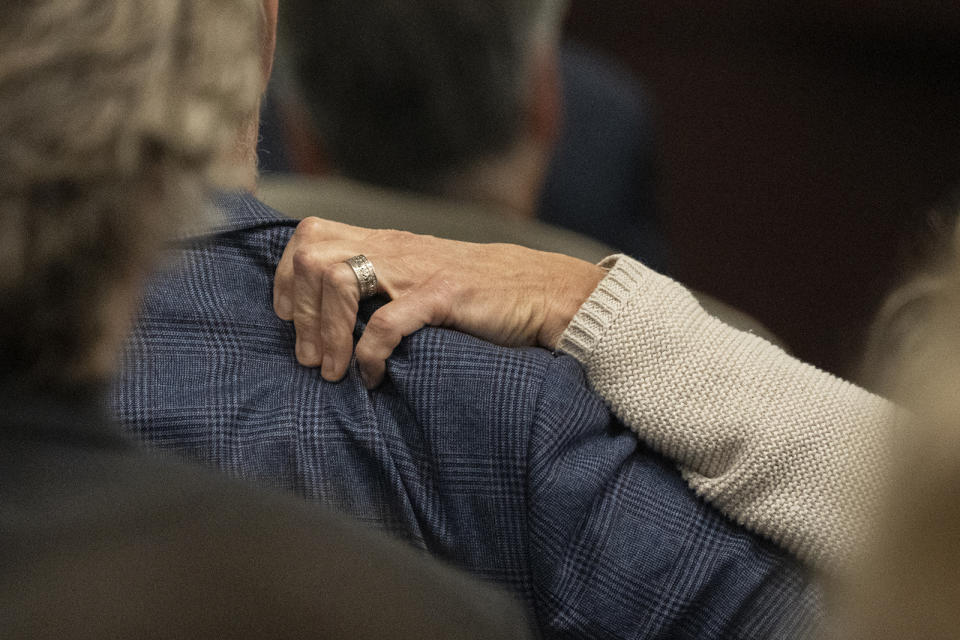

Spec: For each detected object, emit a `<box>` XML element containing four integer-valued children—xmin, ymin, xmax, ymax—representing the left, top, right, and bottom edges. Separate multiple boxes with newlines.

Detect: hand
<box><xmin>273</xmin><ymin>217</ymin><xmax>606</xmax><ymax>387</ymax></box>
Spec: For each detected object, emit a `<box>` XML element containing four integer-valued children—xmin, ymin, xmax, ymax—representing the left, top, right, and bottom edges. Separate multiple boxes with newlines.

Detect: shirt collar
<box><xmin>177</xmin><ymin>190</ymin><xmax>294</xmax><ymax>241</ymax></box>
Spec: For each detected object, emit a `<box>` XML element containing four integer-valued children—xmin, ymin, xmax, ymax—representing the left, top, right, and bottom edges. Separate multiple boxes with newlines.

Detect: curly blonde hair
<box><xmin>0</xmin><ymin>0</ymin><xmax>262</xmax><ymax>385</ymax></box>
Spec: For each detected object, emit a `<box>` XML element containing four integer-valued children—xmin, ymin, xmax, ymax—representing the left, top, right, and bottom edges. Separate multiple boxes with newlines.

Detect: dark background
<box><xmin>565</xmin><ymin>0</ymin><xmax>960</xmax><ymax>379</ymax></box>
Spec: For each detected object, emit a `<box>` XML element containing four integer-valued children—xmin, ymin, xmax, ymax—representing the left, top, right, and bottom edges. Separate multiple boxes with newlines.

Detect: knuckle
<box><xmin>391</xmin><ymin>229</ymin><xmax>416</xmax><ymax>245</ymax></box>
<box><xmin>295</xmin><ymin>216</ymin><xmax>325</xmax><ymax>238</ymax></box>
<box><xmin>364</xmin><ymin>311</ymin><xmax>395</xmax><ymax>336</ymax></box>
<box><xmin>371</xmin><ymin>228</ymin><xmax>410</xmax><ymax>243</ymax></box>
<box><xmin>293</xmin><ymin>313</ymin><xmax>320</xmax><ymax>332</ymax></box>
<box><xmin>293</xmin><ymin>306</ymin><xmax>320</xmax><ymax>331</ymax></box>
<box><xmin>292</xmin><ymin>246</ymin><xmax>324</xmax><ymax>275</ymax></box>
<box><xmin>355</xmin><ymin>340</ymin><xmax>382</xmax><ymax>365</ymax></box>
<box><xmin>322</xmin><ymin>263</ymin><xmax>357</xmax><ymax>289</ymax></box>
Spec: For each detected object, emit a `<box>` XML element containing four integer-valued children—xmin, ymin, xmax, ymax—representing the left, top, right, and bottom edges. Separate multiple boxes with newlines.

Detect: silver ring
<box><xmin>345</xmin><ymin>254</ymin><xmax>379</xmax><ymax>300</ymax></box>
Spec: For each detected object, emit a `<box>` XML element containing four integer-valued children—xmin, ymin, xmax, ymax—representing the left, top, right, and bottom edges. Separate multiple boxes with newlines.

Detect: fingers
<box><xmin>274</xmin><ymin>216</ymin><xmax>367</xmax><ymax>320</ymax></box>
<box><xmin>355</xmin><ymin>285</ymin><xmax>451</xmax><ymax>388</ymax></box>
<box><xmin>291</xmin><ymin>246</ymin><xmax>329</xmax><ymax>367</ymax></box>
<box><xmin>274</xmin><ymin>220</ymin><xmax>497</xmax><ymax>386</ymax></box>
<box><xmin>292</xmin><ymin>247</ymin><xmax>441</xmax><ymax>387</ymax></box>
<box><xmin>274</xmin><ymin>217</ymin><xmax>317</xmax><ymax>320</ymax></box>
<box><xmin>318</xmin><ymin>263</ymin><xmax>362</xmax><ymax>381</ymax></box>
<box><xmin>290</xmin><ymin>243</ymin><xmax>361</xmax><ymax>373</ymax></box>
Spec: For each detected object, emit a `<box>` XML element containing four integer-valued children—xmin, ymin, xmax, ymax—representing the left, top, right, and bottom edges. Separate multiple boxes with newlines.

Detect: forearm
<box><xmin>559</xmin><ymin>255</ymin><xmax>905</xmax><ymax>573</ymax></box>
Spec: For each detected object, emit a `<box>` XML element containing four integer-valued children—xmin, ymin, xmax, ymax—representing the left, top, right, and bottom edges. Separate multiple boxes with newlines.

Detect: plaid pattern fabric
<box><xmin>113</xmin><ymin>193</ymin><xmax>822</xmax><ymax>639</ymax></box>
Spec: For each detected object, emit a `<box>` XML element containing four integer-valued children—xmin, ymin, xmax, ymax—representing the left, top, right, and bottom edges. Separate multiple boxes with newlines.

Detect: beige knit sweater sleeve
<box><xmin>557</xmin><ymin>255</ymin><xmax>905</xmax><ymax>573</ymax></box>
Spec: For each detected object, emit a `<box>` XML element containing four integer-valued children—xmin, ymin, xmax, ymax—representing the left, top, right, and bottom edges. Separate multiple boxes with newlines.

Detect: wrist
<box><xmin>537</xmin><ymin>260</ymin><xmax>606</xmax><ymax>350</ymax></box>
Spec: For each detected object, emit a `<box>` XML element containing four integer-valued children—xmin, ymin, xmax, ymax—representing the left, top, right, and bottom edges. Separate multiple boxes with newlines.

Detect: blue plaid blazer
<box><xmin>113</xmin><ymin>193</ymin><xmax>821</xmax><ymax>639</ymax></box>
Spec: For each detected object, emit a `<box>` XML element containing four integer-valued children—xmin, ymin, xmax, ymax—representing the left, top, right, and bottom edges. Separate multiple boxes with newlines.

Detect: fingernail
<box><xmin>298</xmin><ymin>340</ymin><xmax>320</xmax><ymax>366</ymax></box>
<box><xmin>320</xmin><ymin>357</ymin><xmax>336</xmax><ymax>381</ymax></box>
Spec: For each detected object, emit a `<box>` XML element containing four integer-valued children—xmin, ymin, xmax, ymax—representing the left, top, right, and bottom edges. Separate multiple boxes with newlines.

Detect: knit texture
<box><xmin>559</xmin><ymin>255</ymin><xmax>905</xmax><ymax>573</ymax></box>
<box><xmin>113</xmin><ymin>197</ymin><xmax>823</xmax><ymax>639</ymax></box>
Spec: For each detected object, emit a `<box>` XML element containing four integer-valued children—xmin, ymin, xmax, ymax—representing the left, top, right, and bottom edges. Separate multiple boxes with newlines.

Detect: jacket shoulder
<box><xmin>385</xmin><ymin>325</ymin><xmax>594</xmax><ymax>426</ymax></box>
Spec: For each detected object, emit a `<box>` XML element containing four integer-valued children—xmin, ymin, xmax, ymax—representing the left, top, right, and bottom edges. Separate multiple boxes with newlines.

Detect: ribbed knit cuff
<box><xmin>558</xmin><ymin>255</ymin><xmax>656</xmax><ymax>364</ymax></box>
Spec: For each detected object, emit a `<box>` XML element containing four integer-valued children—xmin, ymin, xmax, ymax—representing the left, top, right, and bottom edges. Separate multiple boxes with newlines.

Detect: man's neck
<box><xmin>216</xmin><ymin>114</ymin><xmax>261</xmax><ymax>194</ymax></box>
<box><xmin>441</xmin><ymin>139</ymin><xmax>548</xmax><ymax>220</ymax></box>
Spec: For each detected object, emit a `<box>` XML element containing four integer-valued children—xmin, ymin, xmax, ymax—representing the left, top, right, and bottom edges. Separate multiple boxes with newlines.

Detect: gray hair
<box><xmin>281</xmin><ymin>0</ymin><xmax>566</xmax><ymax>194</ymax></box>
<box><xmin>0</xmin><ymin>0</ymin><xmax>263</xmax><ymax>385</ymax></box>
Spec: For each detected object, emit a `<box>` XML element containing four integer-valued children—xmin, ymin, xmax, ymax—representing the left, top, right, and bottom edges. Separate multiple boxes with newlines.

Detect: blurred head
<box><xmin>281</xmin><ymin>0</ymin><xmax>566</xmax><ymax>207</ymax></box>
<box><xmin>0</xmin><ymin>0</ymin><xmax>263</xmax><ymax>387</ymax></box>
<box><xmin>834</xmin><ymin>212</ymin><xmax>960</xmax><ymax>640</ymax></box>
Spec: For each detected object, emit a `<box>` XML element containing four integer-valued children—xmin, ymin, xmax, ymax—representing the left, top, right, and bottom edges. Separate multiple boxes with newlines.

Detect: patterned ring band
<box><xmin>344</xmin><ymin>254</ymin><xmax>379</xmax><ymax>300</ymax></box>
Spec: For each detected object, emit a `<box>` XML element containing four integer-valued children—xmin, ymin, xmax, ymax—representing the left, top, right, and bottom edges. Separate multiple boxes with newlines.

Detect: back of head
<box><xmin>0</xmin><ymin>0</ymin><xmax>262</xmax><ymax>387</ymax></box>
<box><xmin>281</xmin><ymin>0</ymin><xmax>564</xmax><ymax>195</ymax></box>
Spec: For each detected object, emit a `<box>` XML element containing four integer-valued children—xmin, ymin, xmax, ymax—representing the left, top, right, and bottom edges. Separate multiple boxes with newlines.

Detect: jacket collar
<box><xmin>176</xmin><ymin>191</ymin><xmax>294</xmax><ymax>241</ymax></box>
<box><xmin>210</xmin><ymin>190</ymin><xmax>291</xmax><ymax>232</ymax></box>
